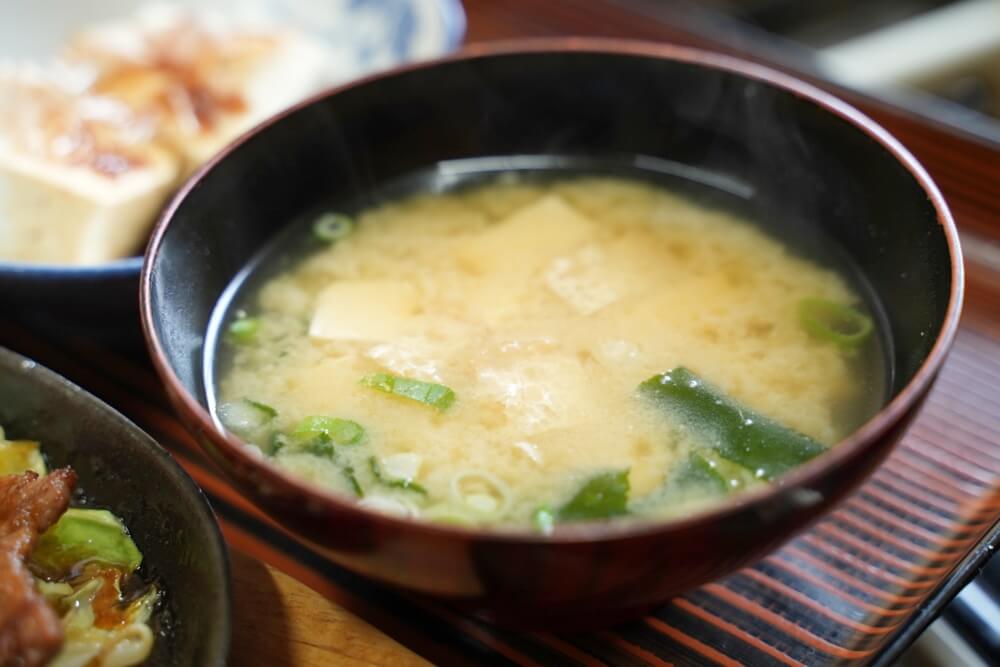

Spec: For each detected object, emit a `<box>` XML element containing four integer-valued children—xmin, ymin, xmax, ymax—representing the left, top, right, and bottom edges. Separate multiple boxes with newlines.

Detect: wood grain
<box><xmin>229</xmin><ymin>550</ymin><xmax>429</xmax><ymax>667</ymax></box>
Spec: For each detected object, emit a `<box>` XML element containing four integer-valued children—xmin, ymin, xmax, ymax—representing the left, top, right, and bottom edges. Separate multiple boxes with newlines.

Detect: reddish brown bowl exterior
<box><xmin>140</xmin><ymin>40</ymin><xmax>963</xmax><ymax>626</ymax></box>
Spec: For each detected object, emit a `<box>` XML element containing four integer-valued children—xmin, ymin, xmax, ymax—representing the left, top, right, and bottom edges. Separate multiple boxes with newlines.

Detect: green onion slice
<box><xmin>292</xmin><ymin>416</ymin><xmax>365</xmax><ymax>445</ymax></box>
<box><xmin>218</xmin><ymin>399</ymin><xmax>276</xmax><ymax>437</ymax></box>
<box><xmin>301</xmin><ymin>436</ymin><xmax>335</xmax><ymax>458</ymax></box>
<box><xmin>313</xmin><ymin>213</ymin><xmax>355</xmax><ymax>242</ymax></box>
<box><xmin>798</xmin><ymin>298</ymin><xmax>873</xmax><ymax>349</ymax></box>
<box><xmin>284</xmin><ymin>422</ymin><xmax>365</xmax><ymax>497</ymax></box>
<box><xmin>301</xmin><ymin>443</ymin><xmax>363</xmax><ymax>497</ymax></box>
<box><xmin>344</xmin><ymin>465</ymin><xmax>364</xmax><ymax>497</ymax></box>
<box><xmin>269</xmin><ymin>431</ymin><xmax>290</xmax><ymax>455</ymax></box>
<box><xmin>245</xmin><ymin>399</ymin><xmax>277</xmax><ymax>420</ymax></box>
<box><xmin>360</xmin><ymin>373</ymin><xmax>455</xmax><ymax>411</ymax></box>
<box><xmin>369</xmin><ymin>456</ymin><xmax>428</xmax><ymax>495</ymax></box>
<box><xmin>227</xmin><ymin>316</ymin><xmax>260</xmax><ymax>345</ymax></box>
<box><xmin>532</xmin><ymin>506</ymin><xmax>555</xmax><ymax>535</ymax></box>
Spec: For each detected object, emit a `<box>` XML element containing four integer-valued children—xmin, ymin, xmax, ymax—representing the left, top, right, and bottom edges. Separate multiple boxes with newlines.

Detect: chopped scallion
<box><xmin>532</xmin><ymin>506</ymin><xmax>555</xmax><ymax>535</ymax></box>
<box><xmin>450</xmin><ymin>471</ymin><xmax>510</xmax><ymax>517</ymax></box>
<box><xmin>313</xmin><ymin>213</ymin><xmax>355</xmax><ymax>242</ymax></box>
<box><xmin>369</xmin><ymin>456</ymin><xmax>428</xmax><ymax>495</ymax></box>
<box><xmin>227</xmin><ymin>317</ymin><xmax>260</xmax><ymax>345</ymax></box>
<box><xmin>344</xmin><ymin>465</ymin><xmax>364</xmax><ymax>497</ymax></box>
<box><xmin>245</xmin><ymin>399</ymin><xmax>277</xmax><ymax>420</ymax></box>
<box><xmin>218</xmin><ymin>399</ymin><xmax>276</xmax><ymax>437</ymax></box>
<box><xmin>288</xmin><ymin>430</ymin><xmax>364</xmax><ymax>497</ymax></box>
<box><xmin>269</xmin><ymin>432</ymin><xmax>290</xmax><ymax>455</ymax></box>
<box><xmin>292</xmin><ymin>416</ymin><xmax>365</xmax><ymax>445</ymax></box>
<box><xmin>798</xmin><ymin>298</ymin><xmax>873</xmax><ymax>349</ymax></box>
<box><xmin>302</xmin><ymin>436</ymin><xmax>335</xmax><ymax>458</ymax></box>
<box><xmin>360</xmin><ymin>373</ymin><xmax>455</xmax><ymax>411</ymax></box>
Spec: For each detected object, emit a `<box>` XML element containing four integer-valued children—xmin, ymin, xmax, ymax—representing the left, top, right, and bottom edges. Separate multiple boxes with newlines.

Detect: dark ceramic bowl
<box><xmin>140</xmin><ymin>41</ymin><xmax>963</xmax><ymax>627</ymax></box>
<box><xmin>0</xmin><ymin>346</ymin><xmax>231</xmax><ymax>663</ymax></box>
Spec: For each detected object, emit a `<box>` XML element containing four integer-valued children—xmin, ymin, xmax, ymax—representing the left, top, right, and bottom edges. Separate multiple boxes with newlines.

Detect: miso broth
<box><xmin>208</xmin><ymin>174</ymin><xmax>886</xmax><ymax>530</ymax></box>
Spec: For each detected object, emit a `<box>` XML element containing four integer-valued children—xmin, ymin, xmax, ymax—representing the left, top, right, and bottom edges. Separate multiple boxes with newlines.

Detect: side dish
<box><xmin>0</xmin><ymin>4</ymin><xmax>336</xmax><ymax>265</ymax></box>
<box><xmin>0</xmin><ymin>428</ymin><xmax>157</xmax><ymax>667</ymax></box>
<box><xmin>212</xmin><ymin>175</ymin><xmax>886</xmax><ymax>530</ymax></box>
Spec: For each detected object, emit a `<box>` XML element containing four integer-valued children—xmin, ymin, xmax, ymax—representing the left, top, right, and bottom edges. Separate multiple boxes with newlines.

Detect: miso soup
<box><xmin>208</xmin><ymin>175</ymin><xmax>885</xmax><ymax>530</ymax></box>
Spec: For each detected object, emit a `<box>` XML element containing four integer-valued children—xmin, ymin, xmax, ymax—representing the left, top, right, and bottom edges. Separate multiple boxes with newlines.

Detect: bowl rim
<box><xmin>0</xmin><ymin>256</ymin><xmax>144</xmax><ymax>279</ymax></box>
<box><xmin>140</xmin><ymin>38</ymin><xmax>965</xmax><ymax>545</ymax></box>
<box><xmin>0</xmin><ymin>345</ymin><xmax>232</xmax><ymax>665</ymax></box>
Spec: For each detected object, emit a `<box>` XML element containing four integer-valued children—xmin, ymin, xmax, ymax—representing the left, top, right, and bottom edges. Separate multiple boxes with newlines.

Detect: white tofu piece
<box><xmin>310</xmin><ymin>281</ymin><xmax>420</xmax><ymax>341</ymax></box>
<box><xmin>0</xmin><ymin>148</ymin><xmax>179</xmax><ymax>264</ymax></box>
<box><xmin>456</xmin><ymin>195</ymin><xmax>597</xmax><ymax>275</ymax></box>
<box><xmin>0</xmin><ymin>71</ymin><xmax>181</xmax><ymax>264</ymax></box>
<box><xmin>67</xmin><ymin>6</ymin><xmax>337</xmax><ymax>174</ymax></box>
<box><xmin>461</xmin><ymin>272</ymin><xmax>532</xmax><ymax>326</ymax></box>
<box><xmin>544</xmin><ymin>245</ymin><xmax>620</xmax><ymax>315</ymax></box>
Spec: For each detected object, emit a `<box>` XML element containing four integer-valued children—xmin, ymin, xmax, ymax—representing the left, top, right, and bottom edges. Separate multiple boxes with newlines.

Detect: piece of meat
<box><xmin>0</xmin><ymin>469</ymin><xmax>76</xmax><ymax>667</ymax></box>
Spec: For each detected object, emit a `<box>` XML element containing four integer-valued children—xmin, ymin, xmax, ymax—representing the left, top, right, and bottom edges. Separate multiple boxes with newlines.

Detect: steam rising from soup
<box><xmin>209</xmin><ymin>175</ymin><xmax>884</xmax><ymax>529</ymax></box>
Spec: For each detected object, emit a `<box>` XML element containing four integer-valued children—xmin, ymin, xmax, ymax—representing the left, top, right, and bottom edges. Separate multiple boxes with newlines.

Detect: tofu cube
<box><xmin>456</xmin><ymin>195</ymin><xmax>597</xmax><ymax>275</ymax></box>
<box><xmin>310</xmin><ymin>281</ymin><xmax>421</xmax><ymax>341</ymax></box>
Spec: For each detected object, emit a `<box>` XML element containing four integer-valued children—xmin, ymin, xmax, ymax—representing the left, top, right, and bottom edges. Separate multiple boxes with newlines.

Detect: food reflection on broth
<box><xmin>210</xmin><ymin>176</ymin><xmax>884</xmax><ymax>530</ymax></box>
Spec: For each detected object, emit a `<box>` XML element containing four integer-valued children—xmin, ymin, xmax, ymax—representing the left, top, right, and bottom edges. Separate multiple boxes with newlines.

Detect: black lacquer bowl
<box><xmin>141</xmin><ymin>41</ymin><xmax>963</xmax><ymax>626</ymax></box>
<box><xmin>0</xmin><ymin>346</ymin><xmax>230</xmax><ymax>664</ymax></box>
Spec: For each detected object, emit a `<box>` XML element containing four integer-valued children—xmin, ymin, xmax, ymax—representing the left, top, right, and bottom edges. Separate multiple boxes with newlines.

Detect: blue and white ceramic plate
<box><xmin>0</xmin><ymin>0</ymin><xmax>465</xmax><ymax>341</ymax></box>
<box><xmin>0</xmin><ymin>0</ymin><xmax>465</xmax><ymax>70</ymax></box>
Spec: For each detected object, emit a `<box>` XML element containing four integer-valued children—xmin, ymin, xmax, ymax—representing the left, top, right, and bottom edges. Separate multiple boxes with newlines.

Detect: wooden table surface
<box><xmin>7</xmin><ymin>1</ymin><xmax>1000</xmax><ymax>665</ymax></box>
<box><xmin>229</xmin><ymin>551</ymin><xmax>428</xmax><ymax>666</ymax></box>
